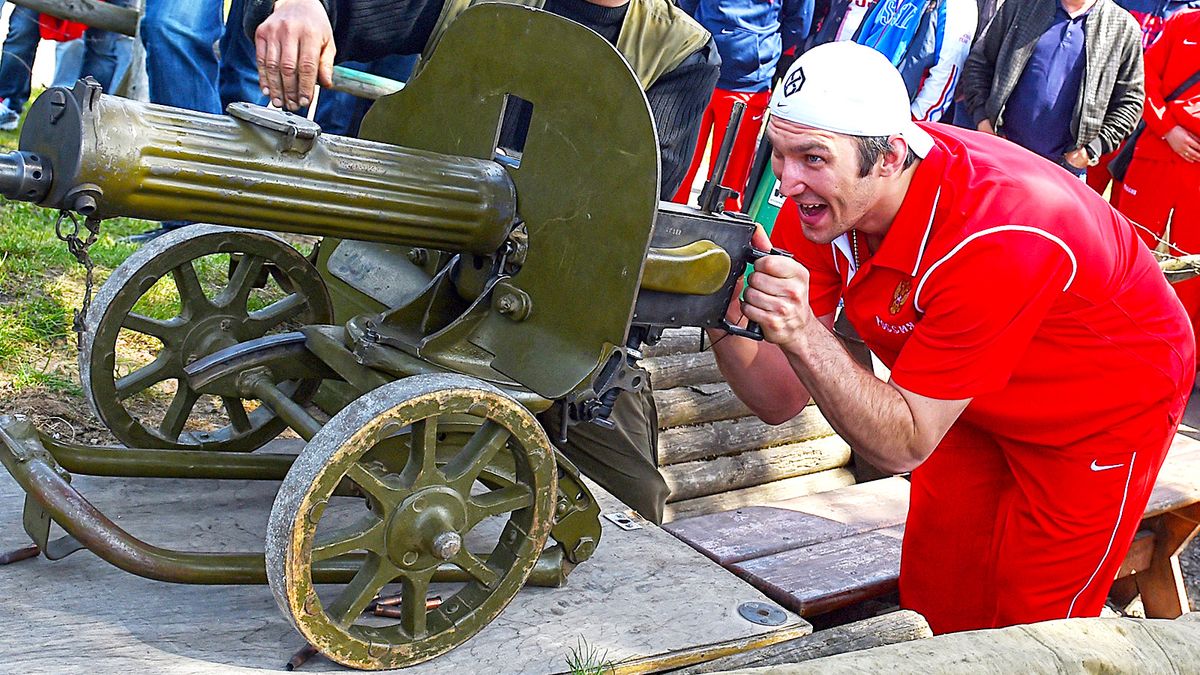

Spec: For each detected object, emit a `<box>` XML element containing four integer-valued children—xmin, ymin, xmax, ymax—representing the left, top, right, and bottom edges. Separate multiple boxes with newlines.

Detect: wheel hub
<box><xmin>180</xmin><ymin>313</ymin><xmax>241</xmax><ymax>366</ymax></box>
<box><xmin>385</xmin><ymin>486</ymin><xmax>467</xmax><ymax>569</ymax></box>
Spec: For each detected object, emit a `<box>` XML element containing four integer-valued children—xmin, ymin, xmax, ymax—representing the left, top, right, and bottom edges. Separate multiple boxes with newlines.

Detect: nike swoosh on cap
<box><xmin>1090</xmin><ymin>460</ymin><xmax>1125</xmax><ymax>471</ymax></box>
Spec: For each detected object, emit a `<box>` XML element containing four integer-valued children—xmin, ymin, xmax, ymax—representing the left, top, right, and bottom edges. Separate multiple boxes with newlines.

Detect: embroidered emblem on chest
<box><xmin>889</xmin><ymin>279</ymin><xmax>913</xmax><ymax>315</ymax></box>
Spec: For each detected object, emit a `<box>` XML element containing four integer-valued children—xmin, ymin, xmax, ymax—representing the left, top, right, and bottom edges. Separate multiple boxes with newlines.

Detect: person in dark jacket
<box><xmin>253</xmin><ymin>0</ymin><xmax>721</xmax><ymax>525</ymax></box>
<box><xmin>670</xmin><ymin>0</ymin><xmax>811</xmax><ymax>211</ymax></box>
<box><xmin>959</xmin><ymin>0</ymin><xmax>1145</xmax><ymax>176</ymax></box>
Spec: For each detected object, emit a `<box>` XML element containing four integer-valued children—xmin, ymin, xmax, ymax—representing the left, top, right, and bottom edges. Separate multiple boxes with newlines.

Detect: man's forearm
<box><xmin>708</xmin><ymin>329</ymin><xmax>813</xmax><ymax>425</ymax></box>
<box><xmin>780</xmin><ymin>320</ymin><xmax>929</xmax><ymax>474</ymax></box>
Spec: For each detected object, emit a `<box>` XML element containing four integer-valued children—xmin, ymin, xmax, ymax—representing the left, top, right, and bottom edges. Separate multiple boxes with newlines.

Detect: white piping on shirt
<box><xmin>913</xmin><ymin>226</ymin><xmax>1078</xmax><ymax>313</ymax></box>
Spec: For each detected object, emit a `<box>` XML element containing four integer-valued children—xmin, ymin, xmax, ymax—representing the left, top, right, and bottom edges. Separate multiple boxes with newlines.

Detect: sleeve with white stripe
<box><xmin>909</xmin><ymin>0</ymin><xmax>978</xmax><ymax>122</ymax></box>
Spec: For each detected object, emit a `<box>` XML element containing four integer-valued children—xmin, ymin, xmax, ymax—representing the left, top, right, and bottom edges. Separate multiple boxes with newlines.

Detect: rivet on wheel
<box><xmin>219</xmin><ymin>319</ymin><xmax>233</xmax><ymax>331</ymax></box>
<box><xmin>402</xmin><ymin>551</ymin><xmax>419</xmax><ymax>567</ymax></box>
<box><xmin>367</xmin><ymin>641</ymin><xmax>387</xmax><ymax>658</ymax></box>
<box><xmin>303</xmin><ymin>593</ymin><xmax>319</xmax><ymax>616</ymax></box>
<box><xmin>304</xmin><ymin>500</ymin><xmax>327</xmax><ymax>526</ymax></box>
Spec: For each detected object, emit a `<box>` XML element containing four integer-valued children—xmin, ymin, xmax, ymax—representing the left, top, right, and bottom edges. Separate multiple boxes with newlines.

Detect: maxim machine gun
<box><xmin>0</xmin><ymin>5</ymin><xmax>779</xmax><ymax>670</ymax></box>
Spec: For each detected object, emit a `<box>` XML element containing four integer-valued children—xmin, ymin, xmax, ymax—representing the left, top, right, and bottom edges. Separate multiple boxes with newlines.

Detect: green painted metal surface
<box><xmin>355</xmin><ymin>3</ymin><xmax>660</xmax><ymax>400</ymax></box>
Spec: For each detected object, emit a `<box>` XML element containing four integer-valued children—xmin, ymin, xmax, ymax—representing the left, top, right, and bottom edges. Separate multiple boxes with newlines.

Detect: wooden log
<box><xmin>673</xmin><ymin>610</ymin><xmax>931</xmax><ymax>673</ymax></box>
<box><xmin>719</xmin><ymin>617</ymin><xmax>1200</xmax><ymax>674</ymax></box>
<box><xmin>641</xmin><ymin>327</ymin><xmax>705</xmax><ymax>357</ymax></box>
<box><xmin>658</xmin><ymin>406</ymin><xmax>834</xmax><ymax>466</ymax></box>
<box><xmin>10</xmin><ymin>0</ymin><xmax>141</xmax><ymax>36</ymax></box>
<box><xmin>662</xmin><ymin>436</ymin><xmax>852</xmax><ymax>502</ymax></box>
<box><xmin>656</xmin><ymin>382</ymin><xmax>753</xmax><ymax>429</ymax></box>
<box><xmin>664</xmin><ymin>469</ymin><xmax>855</xmax><ymax>522</ymax></box>
<box><xmin>644</xmin><ymin>350</ymin><xmax>723</xmax><ymax>390</ymax></box>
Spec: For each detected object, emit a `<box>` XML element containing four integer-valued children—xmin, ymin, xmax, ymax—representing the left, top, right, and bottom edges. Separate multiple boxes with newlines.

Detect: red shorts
<box><xmin>900</xmin><ymin>394</ymin><xmax>1188</xmax><ymax>634</ymax></box>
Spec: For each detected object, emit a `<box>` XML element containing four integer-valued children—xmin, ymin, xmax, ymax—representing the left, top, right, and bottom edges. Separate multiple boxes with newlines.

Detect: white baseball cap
<box><xmin>770</xmin><ymin>41</ymin><xmax>934</xmax><ymax>158</ymax></box>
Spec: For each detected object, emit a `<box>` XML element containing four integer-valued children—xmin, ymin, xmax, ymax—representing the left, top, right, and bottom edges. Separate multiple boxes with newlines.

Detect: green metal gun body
<box><xmin>6</xmin><ymin>84</ymin><xmax>516</xmax><ymax>257</ymax></box>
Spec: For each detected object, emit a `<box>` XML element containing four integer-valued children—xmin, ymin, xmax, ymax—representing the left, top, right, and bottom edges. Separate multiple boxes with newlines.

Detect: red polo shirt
<box><xmin>772</xmin><ymin>124</ymin><xmax>1194</xmax><ymax>448</ymax></box>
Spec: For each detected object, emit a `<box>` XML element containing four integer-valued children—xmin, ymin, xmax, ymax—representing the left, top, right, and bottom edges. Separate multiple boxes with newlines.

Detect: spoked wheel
<box><xmin>81</xmin><ymin>225</ymin><xmax>333</xmax><ymax>451</ymax></box>
<box><xmin>266</xmin><ymin>374</ymin><xmax>556</xmax><ymax>670</ymax></box>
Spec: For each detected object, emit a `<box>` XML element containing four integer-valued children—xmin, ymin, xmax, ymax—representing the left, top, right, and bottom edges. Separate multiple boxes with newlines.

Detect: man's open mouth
<box><xmin>799</xmin><ymin>203</ymin><xmax>827</xmax><ymax>218</ymax></box>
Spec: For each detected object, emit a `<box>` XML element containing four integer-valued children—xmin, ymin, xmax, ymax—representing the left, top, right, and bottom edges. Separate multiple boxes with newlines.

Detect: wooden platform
<box><xmin>0</xmin><ymin>444</ymin><xmax>809</xmax><ymax>673</ymax></box>
<box><xmin>668</xmin><ymin>435</ymin><xmax>1200</xmax><ymax>619</ymax></box>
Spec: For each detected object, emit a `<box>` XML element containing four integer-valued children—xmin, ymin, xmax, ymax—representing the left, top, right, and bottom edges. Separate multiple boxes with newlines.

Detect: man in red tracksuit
<box><xmin>1119</xmin><ymin>9</ymin><xmax>1200</xmax><ymax>351</ymax></box>
<box><xmin>712</xmin><ymin>42</ymin><xmax>1194</xmax><ymax>633</ymax></box>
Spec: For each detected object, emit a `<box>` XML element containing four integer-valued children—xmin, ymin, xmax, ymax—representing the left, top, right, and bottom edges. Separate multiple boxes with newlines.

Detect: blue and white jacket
<box><xmin>679</xmin><ymin>0</ymin><xmax>812</xmax><ymax>92</ymax></box>
<box><xmin>810</xmin><ymin>0</ymin><xmax>977</xmax><ymax>121</ymax></box>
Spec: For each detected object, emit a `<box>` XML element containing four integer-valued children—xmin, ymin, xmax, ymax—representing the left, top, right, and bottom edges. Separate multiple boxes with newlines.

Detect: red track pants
<box><xmin>900</xmin><ymin>394</ymin><xmax>1188</xmax><ymax>634</ymax></box>
<box><xmin>671</xmin><ymin>88</ymin><xmax>770</xmax><ymax>212</ymax></box>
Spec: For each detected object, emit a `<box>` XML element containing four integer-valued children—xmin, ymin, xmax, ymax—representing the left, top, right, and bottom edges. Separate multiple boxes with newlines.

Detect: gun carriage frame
<box><xmin>0</xmin><ymin>5</ymin><xmax>770</xmax><ymax>669</ymax></box>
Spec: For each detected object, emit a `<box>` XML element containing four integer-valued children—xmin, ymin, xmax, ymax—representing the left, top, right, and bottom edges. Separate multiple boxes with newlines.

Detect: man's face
<box><xmin>766</xmin><ymin>117</ymin><xmax>882</xmax><ymax>245</ymax></box>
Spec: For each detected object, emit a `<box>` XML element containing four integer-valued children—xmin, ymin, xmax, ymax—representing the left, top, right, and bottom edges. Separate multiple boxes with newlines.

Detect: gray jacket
<box><xmin>959</xmin><ymin>0</ymin><xmax>1144</xmax><ymax>158</ymax></box>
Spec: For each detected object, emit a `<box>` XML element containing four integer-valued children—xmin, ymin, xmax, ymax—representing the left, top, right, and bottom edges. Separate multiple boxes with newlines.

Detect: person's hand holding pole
<box><xmin>255</xmin><ymin>0</ymin><xmax>335</xmax><ymax>111</ymax></box>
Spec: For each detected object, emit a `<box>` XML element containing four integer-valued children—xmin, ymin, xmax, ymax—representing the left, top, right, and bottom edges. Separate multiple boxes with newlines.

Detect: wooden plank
<box><xmin>644</xmin><ymin>351</ymin><xmax>723</xmax><ymax>390</ymax></box>
<box><xmin>665</xmin><ymin>476</ymin><xmax>909</xmax><ymax>565</ymax></box>
<box><xmin>1145</xmin><ymin>434</ymin><xmax>1200</xmax><ymax>516</ymax></box>
<box><xmin>0</xmin><ymin>448</ymin><xmax>810</xmax><ymax>674</ymax></box>
<box><xmin>641</xmin><ymin>327</ymin><xmax>705</xmax><ymax>357</ymax></box>
<box><xmin>1115</xmin><ymin>529</ymin><xmax>1156</xmax><ymax>578</ymax></box>
<box><xmin>659</xmin><ymin>406</ymin><xmax>834</xmax><ymax>465</ymax></box>
<box><xmin>667</xmin><ymin>506</ymin><xmax>858</xmax><ymax>566</ymax></box>
<box><xmin>674</xmin><ymin>610</ymin><xmax>932</xmax><ymax>673</ymax></box>
<box><xmin>656</xmin><ymin>382</ymin><xmax>753</xmax><ymax>429</ymax></box>
<box><xmin>664</xmin><ymin>469</ymin><xmax>856</xmax><ymax>523</ymax></box>
<box><xmin>662</xmin><ymin>436</ymin><xmax>852</xmax><ymax>502</ymax></box>
<box><xmin>769</xmin><ymin>476</ymin><xmax>911</xmax><ymax>532</ymax></box>
<box><xmin>731</xmin><ymin>526</ymin><xmax>904</xmax><ymax>617</ymax></box>
<box><xmin>1136</xmin><ymin>503</ymin><xmax>1200</xmax><ymax>618</ymax></box>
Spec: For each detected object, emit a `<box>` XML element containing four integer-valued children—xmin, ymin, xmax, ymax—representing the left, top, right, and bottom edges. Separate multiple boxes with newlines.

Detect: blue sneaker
<box><xmin>0</xmin><ymin>103</ymin><xmax>18</xmax><ymax>132</ymax></box>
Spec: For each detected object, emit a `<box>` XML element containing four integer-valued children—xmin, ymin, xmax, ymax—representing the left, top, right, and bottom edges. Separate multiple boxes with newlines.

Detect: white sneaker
<box><xmin>0</xmin><ymin>103</ymin><xmax>19</xmax><ymax>132</ymax></box>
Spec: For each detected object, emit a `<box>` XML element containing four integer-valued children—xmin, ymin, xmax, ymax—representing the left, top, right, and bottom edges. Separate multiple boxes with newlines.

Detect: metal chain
<box><xmin>53</xmin><ymin>209</ymin><xmax>102</xmax><ymax>349</ymax></box>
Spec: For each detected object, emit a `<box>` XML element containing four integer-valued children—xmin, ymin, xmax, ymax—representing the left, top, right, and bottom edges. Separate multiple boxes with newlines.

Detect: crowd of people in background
<box><xmin>0</xmin><ymin>0</ymin><xmax>1197</xmax><ymax>338</ymax></box>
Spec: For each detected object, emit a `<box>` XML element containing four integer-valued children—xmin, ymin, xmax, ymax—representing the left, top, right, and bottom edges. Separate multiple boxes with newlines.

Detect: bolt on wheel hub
<box><xmin>384</xmin><ymin>486</ymin><xmax>466</xmax><ymax>569</ymax></box>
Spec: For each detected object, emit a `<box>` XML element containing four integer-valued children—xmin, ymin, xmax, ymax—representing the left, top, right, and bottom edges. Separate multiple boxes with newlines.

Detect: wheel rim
<box><xmin>81</xmin><ymin>225</ymin><xmax>333</xmax><ymax>451</ymax></box>
<box><xmin>267</xmin><ymin>374</ymin><xmax>556</xmax><ymax>670</ymax></box>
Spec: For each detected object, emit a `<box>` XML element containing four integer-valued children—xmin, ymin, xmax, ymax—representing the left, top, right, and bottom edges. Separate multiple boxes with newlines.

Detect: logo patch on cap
<box><xmin>783</xmin><ymin>67</ymin><xmax>806</xmax><ymax>97</ymax></box>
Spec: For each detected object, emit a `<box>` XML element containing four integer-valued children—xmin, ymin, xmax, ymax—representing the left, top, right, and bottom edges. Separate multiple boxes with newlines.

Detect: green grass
<box><xmin>565</xmin><ymin>638</ymin><xmax>614</xmax><ymax>675</ymax></box>
<box><xmin>0</xmin><ymin>99</ymin><xmax>253</xmax><ymax>397</ymax></box>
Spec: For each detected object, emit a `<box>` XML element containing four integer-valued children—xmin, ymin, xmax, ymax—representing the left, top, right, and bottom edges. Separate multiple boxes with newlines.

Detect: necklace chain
<box><xmin>851</xmin><ymin>230</ymin><xmax>860</xmax><ymax>269</ymax></box>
